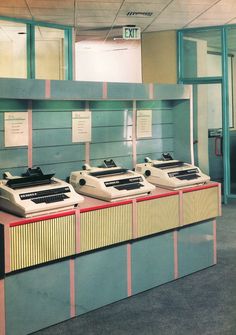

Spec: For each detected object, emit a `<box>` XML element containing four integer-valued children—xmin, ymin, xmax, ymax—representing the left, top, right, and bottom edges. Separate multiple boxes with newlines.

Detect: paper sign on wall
<box><xmin>4</xmin><ymin>112</ymin><xmax>28</xmax><ymax>147</ymax></box>
<box><xmin>72</xmin><ymin>111</ymin><xmax>91</xmax><ymax>142</ymax></box>
<box><xmin>136</xmin><ymin>109</ymin><xmax>152</xmax><ymax>138</ymax></box>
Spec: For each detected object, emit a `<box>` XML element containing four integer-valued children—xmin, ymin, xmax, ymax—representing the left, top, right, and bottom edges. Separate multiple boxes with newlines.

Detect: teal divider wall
<box><xmin>0</xmin><ymin>81</ymin><xmax>191</xmax><ymax>180</ymax></box>
<box><xmin>5</xmin><ymin>261</ymin><xmax>71</xmax><ymax>335</ymax></box>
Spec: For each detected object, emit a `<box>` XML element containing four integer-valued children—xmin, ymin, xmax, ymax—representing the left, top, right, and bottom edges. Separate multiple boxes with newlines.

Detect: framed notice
<box><xmin>136</xmin><ymin>109</ymin><xmax>152</xmax><ymax>139</ymax></box>
<box><xmin>72</xmin><ymin>111</ymin><xmax>91</xmax><ymax>142</ymax></box>
<box><xmin>4</xmin><ymin>112</ymin><xmax>28</xmax><ymax>147</ymax></box>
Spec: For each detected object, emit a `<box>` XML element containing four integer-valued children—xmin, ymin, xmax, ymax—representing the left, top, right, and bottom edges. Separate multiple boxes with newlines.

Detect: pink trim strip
<box><xmin>0</xmin><ymin>279</ymin><xmax>5</xmax><ymax>335</ymax></box>
<box><xmin>85</xmin><ymin>142</ymin><xmax>90</xmax><ymax>165</ymax></box>
<box><xmin>213</xmin><ymin>220</ymin><xmax>217</xmax><ymax>264</ymax></box>
<box><xmin>127</xmin><ymin>244</ymin><xmax>132</xmax><ymax>296</ymax></box>
<box><xmin>132</xmin><ymin>102</ymin><xmax>137</xmax><ymax>168</ymax></box>
<box><xmin>4</xmin><ymin>224</ymin><xmax>10</xmax><ymax>273</ymax></box>
<box><xmin>45</xmin><ymin>80</ymin><xmax>51</xmax><ymax>99</ymax></box>
<box><xmin>132</xmin><ymin>199</ymin><xmax>137</xmax><ymax>239</ymax></box>
<box><xmin>75</xmin><ymin>208</ymin><xmax>81</xmax><ymax>254</ymax></box>
<box><xmin>103</xmin><ymin>82</ymin><xmax>108</xmax><ymax>99</ymax></box>
<box><xmin>149</xmin><ymin>83</ymin><xmax>154</xmax><ymax>99</ymax></box>
<box><xmin>70</xmin><ymin>259</ymin><xmax>76</xmax><ymax>317</ymax></box>
<box><xmin>10</xmin><ymin>210</ymin><xmax>76</xmax><ymax>227</ymax></box>
<box><xmin>218</xmin><ymin>183</ymin><xmax>222</xmax><ymax>216</ymax></box>
<box><xmin>179</xmin><ymin>190</ymin><xmax>183</xmax><ymax>226</ymax></box>
<box><xmin>173</xmin><ymin>231</ymin><xmax>178</xmax><ymax>279</ymax></box>
<box><xmin>28</xmin><ymin>102</ymin><xmax>33</xmax><ymax>168</ymax></box>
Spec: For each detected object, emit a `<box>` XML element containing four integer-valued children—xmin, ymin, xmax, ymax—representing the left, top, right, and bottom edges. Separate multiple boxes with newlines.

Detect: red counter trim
<box><xmin>80</xmin><ymin>200</ymin><xmax>132</xmax><ymax>213</ymax></box>
<box><xmin>181</xmin><ymin>182</ymin><xmax>219</xmax><ymax>193</ymax></box>
<box><xmin>9</xmin><ymin>210</ymin><xmax>76</xmax><ymax>227</ymax></box>
<box><xmin>136</xmin><ymin>191</ymin><xmax>179</xmax><ymax>203</ymax></box>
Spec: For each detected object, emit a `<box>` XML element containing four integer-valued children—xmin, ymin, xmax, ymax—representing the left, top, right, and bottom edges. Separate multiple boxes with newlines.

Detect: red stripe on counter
<box><xmin>9</xmin><ymin>210</ymin><xmax>76</xmax><ymax>227</ymax></box>
<box><xmin>80</xmin><ymin>200</ymin><xmax>132</xmax><ymax>213</ymax></box>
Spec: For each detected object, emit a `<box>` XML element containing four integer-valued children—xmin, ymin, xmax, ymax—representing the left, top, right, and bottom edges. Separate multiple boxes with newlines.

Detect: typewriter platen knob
<box><xmin>145</xmin><ymin>170</ymin><xmax>151</xmax><ymax>177</ymax></box>
<box><xmin>79</xmin><ymin>179</ymin><xmax>86</xmax><ymax>186</ymax></box>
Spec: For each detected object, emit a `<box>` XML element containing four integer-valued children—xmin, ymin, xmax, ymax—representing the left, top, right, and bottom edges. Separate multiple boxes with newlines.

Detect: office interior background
<box><xmin>0</xmin><ymin>1</ymin><xmax>236</xmax><ymax>334</ymax></box>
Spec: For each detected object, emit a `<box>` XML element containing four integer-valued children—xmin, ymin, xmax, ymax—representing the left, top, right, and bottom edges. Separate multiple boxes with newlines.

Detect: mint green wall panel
<box><xmin>90</xmin><ymin>156</ymin><xmax>133</xmax><ymax>169</ymax></box>
<box><xmin>0</xmin><ymin>99</ymin><xmax>28</xmax><ymax>111</ymax></box>
<box><xmin>152</xmin><ymin>124</ymin><xmax>173</xmax><ymax>138</ymax></box>
<box><xmin>50</xmin><ymin>80</ymin><xmax>103</xmax><ymax>100</ymax></box>
<box><xmin>33</xmin><ymin>100</ymin><xmax>85</xmax><ymax>111</ymax></box>
<box><xmin>90</xmin><ymin>142</ymin><xmax>132</xmax><ymax>160</ymax></box>
<box><xmin>107</xmin><ymin>83</ymin><xmax>149</xmax><ymax>100</ymax></box>
<box><xmin>153</xmin><ymin>84</ymin><xmax>190</xmax><ymax>100</ymax></box>
<box><xmin>137</xmin><ymin>100</ymin><xmax>172</xmax><ymax>109</ymax></box>
<box><xmin>131</xmin><ymin>233</ymin><xmax>174</xmax><ymax>295</ymax></box>
<box><xmin>152</xmin><ymin>109</ymin><xmax>173</xmax><ymax>124</ymax></box>
<box><xmin>33</xmin><ymin>145</ymin><xmax>85</xmax><ymax>165</ymax></box>
<box><xmin>33</xmin><ymin>129</ymin><xmax>72</xmax><ymax>147</ymax></box>
<box><xmin>178</xmin><ymin>221</ymin><xmax>214</xmax><ymax>278</ymax></box>
<box><xmin>33</xmin><ymin>111</ymin><xmax>72</xmax><ymax>129</ymax></box>
<box><xmin>0</xmin><ymin>79</ymin><xmax>45</xmax><ymax>99</ymax></box>
<box><xmin>5</xmin><ymin>261</ymin><xmax>70</xmax><ymax>335</ymax></box>
<box><xmin>92</xmin><ymin>126</ymin><xmax>132</xmax><ymax>142</ymax></box>
<box><xmin>75</xmin><ymin>245</ymin><xmax>127</xmax><ymax>315</ymax></box>
<box><xmin>92</xmin><ymin>110</ymin><xmax>132</xmax><ymax>127</ymax></box>
<box><xmin>136</xmin><ymin>138</ymin><xmax>173</xmax><ymax>154</ymax></box>
<box><xmin>90</xmin><ymin>100</ymin><xmax>132</xmax><ymax>111</ymax></box>
<box><xmin>0</xmin><ymin>149</ymin><xmax>28</xmax><ymax>168</ymax></box>
<box><xmin>37</xmin><ymin>161</ymin><xmax>84</xmax><ymax>180</ymax></box>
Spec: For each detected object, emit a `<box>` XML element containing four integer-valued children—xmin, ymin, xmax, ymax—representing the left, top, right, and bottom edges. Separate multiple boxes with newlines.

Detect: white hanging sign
<box><xmin>4</xmin><ymin>112</ymin><xmax>29</xmax><ymax>147</ymax></box>
<box><xmin>136</xmin><ymin>109</ymin><xmax>152</xmax><ymax>138</ymax></box>
<box><xmin>72</xmin><ymin>111</ymin><xmax>91</xmax><ymax>142</ymax></box>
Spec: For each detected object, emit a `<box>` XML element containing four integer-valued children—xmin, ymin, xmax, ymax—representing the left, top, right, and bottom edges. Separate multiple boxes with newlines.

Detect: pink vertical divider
<box><xmin>149</xmin><ymin>83</ymin><xmax>154</xmax><ymax>99</ymax></box>
<box><xmin>28</xmin><ymin>101</ymin><xmax>33</xmax><ymax>168</ymax></box>
<box><xmin>85</xmin><ymin>102</ymin><xmax>90</xmax><ymax>165</ymax></box>
<box><xmin>173</xmin><ymin>231</ymin><xmax>178</xmax><ymax>279</ymax></box>
<box><xmin>45</xmin><ymin>80</ymin><xmax>51</xmax><ymax>99</ymax></box>
<box><xmin>4</xmin><ymin>224</ymin><xmax>10</xmax><ymax>274</ymax></box>
<box><xmin>213</xmin><ymin>220</ymin><xmax>217</xmax><ymax>264</ymax></box>
<box><xmin>103</xmin><ymin>82</ymin><xmax>108</xmax><ymax>99</ymax></box>
<box><xmin>70</xmin><ymin>259</ymin><xmax>76</xmax><ymax>318</ymax></box>
<box><xmin>132</xmin><ymin>101</ymin><xmax>137</xmax><ymax>168</ymax></box>
<box><xmin>127</xmin><ymin>244</ymin><xmax>132</xmax><ymax>297</ymax></box>
<box><xmin>0</xmin><ymin>279</ymin><xmax>5</xmax><ymax>335</ymax></box>
<box><xmin>75</xmin><ymin>208</ymin><xmax>81</xmax><ymax>254</ymax></box>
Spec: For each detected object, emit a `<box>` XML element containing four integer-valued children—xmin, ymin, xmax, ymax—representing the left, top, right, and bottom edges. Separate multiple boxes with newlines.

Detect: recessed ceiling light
<box><xmin>127</xmin><ymin>11</ymin><xmax>153</xmax><ymax>17</ymax></box>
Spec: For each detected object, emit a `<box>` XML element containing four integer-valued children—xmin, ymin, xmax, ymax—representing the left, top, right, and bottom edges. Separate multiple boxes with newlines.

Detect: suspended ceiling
<box><xmin>0</xmin><ymin>0</ymin><xmax>236</xmax><ymax>41</ymax></box>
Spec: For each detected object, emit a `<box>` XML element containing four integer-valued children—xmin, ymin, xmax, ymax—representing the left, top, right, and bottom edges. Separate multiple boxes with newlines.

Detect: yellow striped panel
<box><xmin>183</xmin><ymin>187</ymin><xmax>219</xmax><ymax>226</ymax></box>
<box><xmin>10</xmin><ymin>215</ymin><xmax>75</xmax><ymax>271</ymax></box>
<box><xmin>137</xmin><ymin>195</ymin><xmax>179</xmax><ymax>238</ymax></box>
<box><xmin>80</xmin><ymin>204</ymin><xmax>132</xmax><ymax>252</ymax></box>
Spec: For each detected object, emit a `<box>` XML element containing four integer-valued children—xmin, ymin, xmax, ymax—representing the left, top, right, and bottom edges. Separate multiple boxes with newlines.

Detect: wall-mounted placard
<box><xmin>136</xmin><ymin>109</ymin><xmax>152</xmax><ymax>139</ymax></box>
<box><xmin>72</xmin><ymin>111</ymin><xmax>91</xmax><ymax>142</ymax></box>
<box><xmin>4</xmin><ymin>112</ymin><xmax>28</xmax><ymax>147</ymax></box>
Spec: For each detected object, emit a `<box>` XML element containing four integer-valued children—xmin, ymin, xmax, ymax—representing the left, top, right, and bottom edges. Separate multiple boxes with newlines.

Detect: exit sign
<box><xmin>123</xmin><ymin>26</ymin><xmax>141</xmax><ymax>40</ymax></box>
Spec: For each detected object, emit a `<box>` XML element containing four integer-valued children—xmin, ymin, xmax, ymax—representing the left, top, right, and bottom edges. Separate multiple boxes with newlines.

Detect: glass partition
<box><xmin>35</xmin><ymin>26</ymin><xmax>65</xmax><ymax>80</ymax></box>
<box><xmin>0</xmin><ymin>20</ymin><xmax>27</xmax><ymax>78</ymax></box>
<box><xmin>182</xmin><ymin>29</ymin><xmax>222</xmax><ymax>78</ymax></box>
